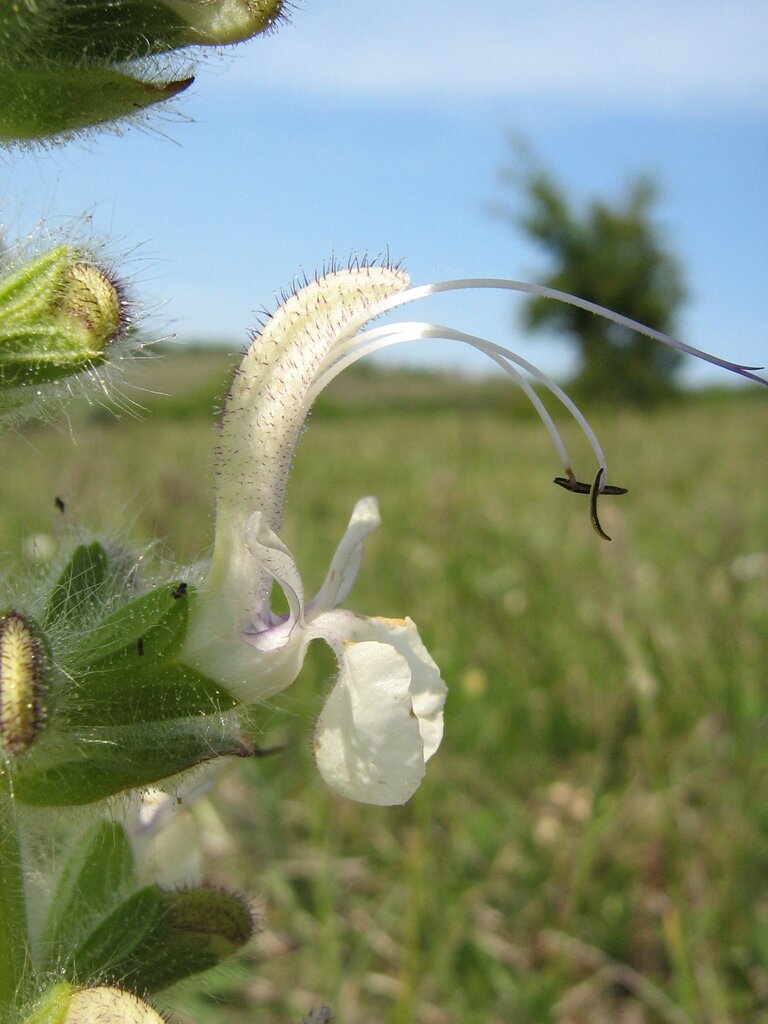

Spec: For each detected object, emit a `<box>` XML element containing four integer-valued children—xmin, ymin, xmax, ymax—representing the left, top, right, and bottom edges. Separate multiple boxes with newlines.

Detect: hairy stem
<box><xmin>0</xmin><ymin>775</ymin><xmax>29</xmax><ymax>1014</ymax></box>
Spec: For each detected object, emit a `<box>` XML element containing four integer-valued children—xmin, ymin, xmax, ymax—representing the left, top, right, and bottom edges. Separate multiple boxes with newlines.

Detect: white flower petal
<box><xmin>183</xmin><ymin>513</ymin><xmax>310</xmax><ymax>700</ymax></box>
<box><xmin>314</xmin><ymin>639</ymin><xmax>426</xmax><ymax>805</ymax></box>
<box><xmin>311</xmin><ymin>612</ymin><xmax>447</xmax><ymax>805</ymax></box>
<box><xmin>310</xmin><ymin>496</ymin><xmax>381</xmax><ymax>614</ymax></box>
<box><xmin>244</xmin><ymin>511</ymin><xmax>305</xmax><ymax>627</ymax></box>
<box><xmin>325</xmin><ymin>613</ymin><xmax>447</xmax><ymax>761</ymax></box>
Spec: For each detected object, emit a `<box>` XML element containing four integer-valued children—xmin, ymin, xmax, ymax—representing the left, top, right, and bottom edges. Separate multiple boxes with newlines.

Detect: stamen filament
<box><xmin>308</xmin><ymin>321</ymin><xmax>610</xmax><ymax>481</ymax></box>
<box><xmin>371</xmin><ymin>279</ymin><xmax>767</xmax><ymax>385</ymax></box>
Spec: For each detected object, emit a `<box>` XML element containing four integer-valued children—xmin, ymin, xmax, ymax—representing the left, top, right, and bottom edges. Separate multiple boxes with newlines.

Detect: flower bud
<box><xmin>165</xmin><ymin>0</ymin><xmax>286</xmax><ymax>44</ymax></box>
<box><xmin>60</xmin><ymin>262</ymin><xmax>124</xmax><ymax>350</ymax></box>
<box><xmin>0</xmin><ymin>244</ymin><xmax>128</xmax><ymax>399</ymax></box>
<box><xmin>65</xmin><ymin>986</ymin><xmax>166</xmax><ymax>1024</ymax></box>
<box><xmin>0</xmin><ymin>611</ymin><xmax>46</xmax><ymax>756</ymax></box>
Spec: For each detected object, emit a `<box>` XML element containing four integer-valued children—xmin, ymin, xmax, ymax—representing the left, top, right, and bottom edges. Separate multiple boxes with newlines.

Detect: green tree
<box><xmin>499</xmin><ymin>157</ymin><xmax>687</xmax><ymax>404</ymax></box>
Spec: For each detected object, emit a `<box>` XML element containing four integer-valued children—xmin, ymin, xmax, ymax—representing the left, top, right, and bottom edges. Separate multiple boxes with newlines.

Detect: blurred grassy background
<box><xmin>2</xmin><ymin>349</ymin><xmax>767</xmax><ymax>1024</ymax></box>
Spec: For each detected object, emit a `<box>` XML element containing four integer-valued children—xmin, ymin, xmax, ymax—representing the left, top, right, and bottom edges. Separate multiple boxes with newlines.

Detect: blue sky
<box><xmin>2</xmin><ymin>0</ymin><xmax>766</xmax><ymax>384</ymax></box>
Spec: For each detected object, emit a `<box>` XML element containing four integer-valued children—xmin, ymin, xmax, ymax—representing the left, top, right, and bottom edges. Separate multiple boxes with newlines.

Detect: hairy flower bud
<box><xmin>165</xmin><ymin>0</ymin><xmax>286</xmax><ymax>44</ymax></box>
<box><xmin>0</xmin><ymin>244</ymin><xmax>127</xmax><ymax>388</ymax></box>
<box><xmin>0</xmin><ymin>242</ymin><xmax>140</xmax><ymax>426</ymax></box>
<box><xmin>0</xmin><ymin>611</ymin><xmax>46</xmax><ymax>756</ymax></box>
<box><xmin>61</xmin><ymin>262</ymin><xmax>124</xmax><ymax>350</ymax></box>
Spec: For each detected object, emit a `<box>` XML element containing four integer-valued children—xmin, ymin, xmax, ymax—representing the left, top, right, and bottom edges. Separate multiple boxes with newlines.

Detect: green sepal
<box><xmin>10</xmin><ymin>718</ymin><xmax>250</xmax><ymax>806</ymax></box>
<box><xmin>69</xmin><ymin>886</ymin><xmax>168</xmax><ymax>985</ymax></box>
<box><xmin>67</xmin><ymin>579</ymin><xmax>191</xmax><ymax>670</ymax></box>
<box><xmin>19</xmin><ymin>983</ymin><xmax>75</xmax><ymax>1024</ymax></box>
<box><xmin>0</xmin><ymin>323</ymin><xmax>106</xmax><ymax>385</ymax></box>
<box><xmin>0</xmin><ymin>777</ymin><xmax>30</xmax><ymax>1014</ymax></box>
<box><xmin>56</xmin><ymin>580</ymin><xmax>239</xmax><ymax>726</ymax></box>
<box><xmin>26</xmin><ymin>0</ymin><xmax>190</xmax><ymax>64</ymax></box>
<box><xmin>62</xmin><ymin>662</ymin><xmax>239</xmax><ymax>727</ymax></box>
<box><xmin>0</xmin><ymin>246</ymin><xmax>70</xmax><ymax>326</ymax></box>
<box><xmin>68</xmin><ymin>885</ymin><xmax>253</xmax><ymax>993</ymax></box>
<box><xmin>0</xmin><ymin>65</ymin><xmax>192</xmax><ymax>142</ymax></box>
<box><xmin>45</xmin><ymin>542</ymin><xmax>109</xmax><ymax>631</ymax></box>
<box><xmin>42</xmin><ymin>821</ymin><xmax>135</xmax><ymax>965</ymax></box>
<box><xmin>164</xmin><ymin>886</ymin><xmax>254</xmax><ymax>958</ymax></box>
<box><xmin>121</xmin><ymin>886</ymin><xmax>254</xmax><ymax>993</ymax></box>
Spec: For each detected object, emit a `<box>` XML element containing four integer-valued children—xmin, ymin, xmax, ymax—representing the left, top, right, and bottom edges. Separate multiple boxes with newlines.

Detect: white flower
<box><xmin>125</xmin><ymin>782</ymin><xmax>209</xmax><ymax>885</ymax></box>
<box><xmin>246</xmin><ymin>496</ymin><xmax>447</xmax><ymax>805</ymax></box>
<box><xmin>182</xmin><ymin>265</ymin><xmax>448</xmax><ymax>804</ymax></box>
<box><xmin>181</xmin><ymin>260</ymin><xmax>765</xmax><ymax>805</ymax></box>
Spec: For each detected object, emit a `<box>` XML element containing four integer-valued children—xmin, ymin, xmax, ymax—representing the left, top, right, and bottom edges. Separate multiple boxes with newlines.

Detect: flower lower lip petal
<box><xmin>313</xmin><ymin>638</ymin><xmax>427</xmax><ymax>806</ymax></box>
<box><xmin>310</xmin><ymin>611</ymin><xmax>447</xmax><ymax>806</ymax></box>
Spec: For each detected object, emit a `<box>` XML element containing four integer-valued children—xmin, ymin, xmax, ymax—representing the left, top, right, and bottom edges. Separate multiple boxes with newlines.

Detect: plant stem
<box><xmin>0</xmin><ymin>773</ymin><xmax>30</xmax><ymax>1016</ymax></box>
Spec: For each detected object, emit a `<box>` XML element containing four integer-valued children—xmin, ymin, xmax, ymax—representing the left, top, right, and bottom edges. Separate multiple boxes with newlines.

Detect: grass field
<box><xmin>2</xmin><ymin>350</ymin><xmax>767</xmax><ymax>1024</ymax></box>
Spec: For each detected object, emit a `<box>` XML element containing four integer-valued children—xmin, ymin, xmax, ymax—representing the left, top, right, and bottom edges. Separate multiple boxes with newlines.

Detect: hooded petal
<box><xmin>244</xmin><ymin>510</ymin><xmax>305</xmax><ymax>649</ymax></box>
<box><xmin>183</xmin><ymin>268</ymin><xmax>409</xmax><ymax>695</ymax></box>
<box><xmin>312</xmin><ymin>612</ymin><xmax>447</xmax><ymax>805</ymax></box>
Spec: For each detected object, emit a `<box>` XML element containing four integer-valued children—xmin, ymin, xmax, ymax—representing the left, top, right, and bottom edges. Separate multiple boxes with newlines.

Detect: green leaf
<box><xmin>0</xmin><ymin>777</ymin><xmax>29</xmax><ymax>1014</ymax></box>
<box><xmin>42</xmin><ymin>821</ymin><xmax>135</xmax><ymax>964</ymax></box>
<box><xmin>63</xmin><ymin>662</ymin><xmax>239</xmax><ymax>727</ymax></box>
<box><xmin>45</xmin><ymin>542</ymin><xmax>109</xmax><ymax>631</ymax></box>
<box><xmin>12</xmin><ymin>719</ymin><xmax>250</xmax><ymax>806</ymax></box>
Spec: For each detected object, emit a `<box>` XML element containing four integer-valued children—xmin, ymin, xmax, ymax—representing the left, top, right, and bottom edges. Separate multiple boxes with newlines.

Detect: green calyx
<box><xmin>38</xmin><ymin>820</ymin><xmax>253</xmax><ymax>994</ymax></box>
<box><xmin>0</xmin><ymin>245</ymin><xmax>126</xmax><ymax>388</ymax></box>
<box><xmin>0</xmin><ymin>0</ymin><xmax>286</xmax><ymax>143</ymax></box>
<box><xmin>0</xmin><ymin>65</ymin><xmax>193</xmax><ymax>143</ymax></box>
<box><xmin>4</xmin><ymin>540</ymin><xmax>244</xmax><ymax>808</ymax></box>
<box><xmin>66</xmin><ymin>885</ymin><xmax>254</xmax><ymax>992</ymax></box>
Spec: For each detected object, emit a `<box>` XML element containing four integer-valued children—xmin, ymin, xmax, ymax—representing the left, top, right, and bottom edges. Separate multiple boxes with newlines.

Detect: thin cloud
<box><xmin>227</xmin><ymin>0</ymin><xmax>768</xmax><ymax>110</ymax></box>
